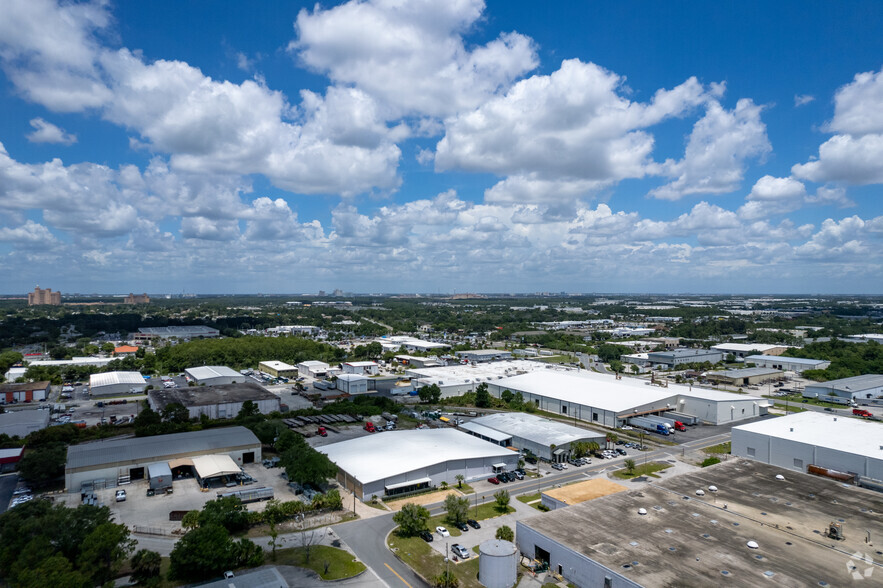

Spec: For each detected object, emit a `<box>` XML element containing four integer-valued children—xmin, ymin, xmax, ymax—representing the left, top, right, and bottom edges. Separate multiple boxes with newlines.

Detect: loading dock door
<box><xmin>535</xmin><ymin>546</ymin><xmax>550</xmax><ymax>564</ymax></box>
<box><xmin>129</xmin><ymin>467</ymin><xmax>145</xmax><ymax>480</ymax></box>
<box><xmin>242</xmin><ymin>452</ymin><xmax>254</xmax><ymax>464</ymax></box>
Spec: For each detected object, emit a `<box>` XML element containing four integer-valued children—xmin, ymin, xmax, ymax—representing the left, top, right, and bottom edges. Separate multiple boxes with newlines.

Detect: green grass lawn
<box><xmin>612</xmin><ymin>462</ymin><xmax>672</xmax><ymax>480</ymax></box>
<box><xmin>517</xmin><ymin>492</ymin><xmax>541</xmax><ymax>504</ymax></box>
<box><xmin>703</xmin><ymin>442</ymin><xmax>731</xmax><ymax>454</ymax></box>
<box><xmin>273</xmin><ymin>545</ymin><xmax>366</xmax><ymax>580</ymax></box>
<box><xmin>389</xmin><ymin>532</ymin><xmax>482</xmax><ymax>588</ymax></box>
<box><xmin>773</xmin><ymin>403</ymin><xmax>807</xmax><ymax>413</ymax></box>
<box><xmin>428</xmin><ymin>502</ymin><xmax>515</xmax><ymax>537</ymax></box>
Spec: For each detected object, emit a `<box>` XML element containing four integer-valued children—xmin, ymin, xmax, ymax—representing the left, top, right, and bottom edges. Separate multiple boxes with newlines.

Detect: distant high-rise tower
<box><xmin>125</xmin><ymin>293</ymin><xmax>150</xmax><ymax>304</ymax></box>
<box><xmin>28</xmin><ymin>286</ymin><xmax>61</xmax><ymax>306</ymax></box>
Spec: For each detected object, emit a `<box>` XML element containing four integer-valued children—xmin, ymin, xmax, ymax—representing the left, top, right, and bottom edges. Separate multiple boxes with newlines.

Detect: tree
<box><xmin>493</xmin><ymin>489</ymin><xmax>510</xmax><ymax>512</ymax></box>
<box><xmin>474</xmin><ymin>383</ymin><xmax>491</xmax><ymax>408</ymax></box>
<box><xmin>444</xmin><ymin>494</ymin><xmax>469</xmax><ymax>525</ymax></box>
<box><xmin>161</xmin><ymin>402</ymin><xmax>190</xmax><ymax>423</ymax></box>
<box><xmin>455</xmin><ymin>474</ymin><xmax>465</xmax><ymax>488</ymax></box>
<box><xmin>16</xmin><ymin>443</ymin><xmax>66</xmax><ymax>487</ymax></box>
<box><xmin>101</xmin><ymin>342</ymin><xmax>115</xmax><ymax>354</ymax></box>
<box><xmin>181</xmin><ymin>510</ymin><xmax>201</xmax><ymax>530</ymax></box>
<box><xmin>169</xmin><ymin>523</ymin><xmax>262</xmax><ymax>582</ymax></box>
<box><xmin>199</xmin><ymin>496</ymin><xmax>250</xmax><ymax>534</ymax></box>
<box><xmin>570</xmin><ymin>441</ymin><xmax>589</xmax><ymax>458</ymax></box>
<box><xmin>429</xmin><ymin>384</ymin><xmax>442</xmax><ymax>404</ymax></box>
<box><xmin>433</xmin><ymin>569</ymin><xmax>460</xmax><ymax>588</ymax></box>
<box><xmin>78</xmin><ymin>521</ymin><xmax>137</xmax><ymax>585</ymax></box>
<box><xmin>501</xmin><ymin>389</ymin><xmax>513</xmax><ymax>404</ymax></box>
<box><xmin>236</xmin><ymin>400</ymin><xmax>261</xmax><ymax>421</ymax></box>
<box><xmin>281</xmin><ymin>444</ymin><xmax>338</xmax><ymax>488</ymax></box>
<box><xmin>624</xmin><ymin>459</ymin><xmax>636</xmax><ymax>475</ymax></box>
<box><xmin>392</xmin><ymin>503</ymin><xmax>430</xmax><ymax>537</ymax></box>
<box><xmin>130</xmin><ymin>549</ymin><xmax>162</xmax><ymax>587</ymax></box>
<box><xmin>495</xmin><ymin>525</ymin><xmax>514</xmax><ymax>542</ymax></box>
<box><xmin>418</xmin><ymin>385</ymin><xmax>433</xmax><ymax>403</ymax></box>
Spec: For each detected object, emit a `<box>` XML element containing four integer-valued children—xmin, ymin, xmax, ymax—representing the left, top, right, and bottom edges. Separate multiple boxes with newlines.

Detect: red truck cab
<box><xmin>364</xmin><ymin>422</ymin><xmax>376</xmax><ymax>433</ymax></box>
<box><xmin>317</xmin><ymin>426</ymin><xmax>327</xmax><ymax>436</ymax></box>
<box><xmin>853</xmin><ymin>408</ymin><xmax>873</xmax><ymax>418</ymax></box>
<box><xmin>674</xmin><ymin>421</ymin><xmax>687</xmax><ymax>432</ymax></box>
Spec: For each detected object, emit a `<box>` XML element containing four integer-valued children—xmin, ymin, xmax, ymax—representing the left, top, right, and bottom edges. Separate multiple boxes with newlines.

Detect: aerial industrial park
<box><xmin>1</xmin><ymin>291</ymin><xmax>881</xmax><ymax>587</ymax></box>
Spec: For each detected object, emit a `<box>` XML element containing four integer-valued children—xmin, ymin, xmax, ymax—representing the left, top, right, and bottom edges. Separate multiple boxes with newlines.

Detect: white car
<box><xmin>436</xmin><ymin>526</ymin><xmax>450</xmax><ymax>537</ymax></box>
<box><xmin>115</xmin><ymin>489</ymin><xmax>127</xmax><ymax>502</ymax></box>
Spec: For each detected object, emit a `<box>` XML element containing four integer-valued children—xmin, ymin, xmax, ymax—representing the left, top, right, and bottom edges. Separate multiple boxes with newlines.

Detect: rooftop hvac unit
<box><xmin>828</xmin><ymin>522</ymin><xmax>844</xmax><ymax>540</ymax></box>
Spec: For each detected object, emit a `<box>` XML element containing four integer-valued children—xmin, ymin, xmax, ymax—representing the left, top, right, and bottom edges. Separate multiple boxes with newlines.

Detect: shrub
<box><xmin>701</xmin><ymin>457</ymin><xmax>721</xmax><ymax>468</ymax></box>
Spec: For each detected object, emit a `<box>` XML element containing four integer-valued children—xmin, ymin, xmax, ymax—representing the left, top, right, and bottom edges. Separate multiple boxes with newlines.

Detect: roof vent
<box><xmin>708</xmin><ymin>485</ymin><xmax>718</xmax><ymax>492</ymax></box>
<box><xmin>747</xmin><ymin>541</ymin><xmax>759</xmax><ymax>549</ymax></box>
<box><xmin>696</xmin><ymin>489</ymin><xmax>706</xmax><ymax>496</ymax></box>
<box><xmin>638</xmin><ymin>508</ymin><xmax>647</xmax><ymax>515</ymax></box>
<box><xmin>775</xmin><ymin>474</ymin><xmax>785</xmax><ymax>481</ymax></box>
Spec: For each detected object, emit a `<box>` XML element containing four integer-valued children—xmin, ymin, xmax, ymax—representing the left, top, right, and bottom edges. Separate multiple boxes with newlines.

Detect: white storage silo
<box><xmin>478</xmin><ymin>539</ymin><xmax>517</xmax><ymax>588</ymax></box>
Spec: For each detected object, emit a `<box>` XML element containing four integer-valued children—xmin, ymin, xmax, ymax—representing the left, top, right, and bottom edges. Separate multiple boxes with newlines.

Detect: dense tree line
<box><xmin>155</xmin><ymin>335</ymin><xmax>345</xmax><ymax>372</ymax></box>
<box><xmin>784</xmin><ymin>340</ymin><xmax>883</xmax><ymax>381</ymax></box>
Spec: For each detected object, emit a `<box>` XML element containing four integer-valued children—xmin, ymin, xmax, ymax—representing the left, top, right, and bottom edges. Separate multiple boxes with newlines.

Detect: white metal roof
<box><xmin>89</xmin><ymin>371</ymin><xmax>146</xmax><ymax>388</ymax></box>
<box><xmin>733</xmin><ymin>411</ymin><xmax>883</xmax><ymax>458</ymax></box>
<box><xmin>471</xmin><ymin>412</ymin><xmax>606</xmax><ymax>446</ymax></box>
<box><xmin>744</xmin><ymin>355</ymin><xmax>829</xmax><ymax>366</ymax></box>
<box><xmin>317</xmin><ymin>429</ymin><xmax>515</xmax><ymax>484</ymax></box>
<box><xmin>192</xmin><ymin>454</ymin><xmax>241</xmax><ymax>478</ymax></box>
<box><xmin>459</xmin><ymin>421</ymin><xmax>514</xmax><ymax>443</ymax></box>
<box><xmin>259</xmin><ymin>360</ymin><xmax>296</xmax><ymax>370</ymax></box>
<box><xmin>185</xmin><ymin>366</ymin><xmax>241</xmax><ymax>381</ymax></box>
<box><xmin>336</xmin><ymin>374</ymin><xmax>367</xmax><ymax>382</ymax></box>
<box><xmin>804</xmin><ymin>374</ymin><xmax>883</xmax><ymax>392</ymax></box>
<box><xmin>344</xmin><ymin>361</ymin><xmax>378</xmax><ymax>367</ymax></box>
<box><xmin>407</xmin><ymin>360</ymin><xmax>549</xmax><ymax>386</ymax></box>
<box><xmin>712</xmin><ymin>343</ymin><xmax>783</xmax><ymax>353</ymax></box>
<box><xmin>298</xmin><ymin>360</ymin><xmax>329</xmax><ymax>368</ymax></box>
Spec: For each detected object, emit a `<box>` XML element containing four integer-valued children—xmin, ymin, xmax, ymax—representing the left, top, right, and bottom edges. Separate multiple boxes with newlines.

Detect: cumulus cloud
<box><xmin>793</xmin><ymin>68</ymin><xmax>883</xmax><ymax>185</ymax></box>
<box><xmin>649</xmin><ymin>99</ymin><xmax>771</xmax><ymax>200</ymax></box>
<box><xmin>0</xmin><ymin>220</ymin><xmax>58</xmax><ymax>245</ymax></box>
<box><xmin>437</xmin><ymin>59</ymin><xmax>714</xmax><ymax>203</ymax></box>
<box><xmin>26</xmin><ymin>118</ymin><xmax>77</xmax><ymax>144</ymax></box>
<box><xmin>291</xmin><ymin>0</ymin><xmax>537</xmax><ymax>119</ymax></box>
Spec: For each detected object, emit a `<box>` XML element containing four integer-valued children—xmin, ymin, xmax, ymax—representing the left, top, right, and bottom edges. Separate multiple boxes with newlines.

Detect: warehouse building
<box><xmin>0</xmin><ymin>381</ymin><xmax>50</xmax><ymax>403</ymax></box>
<box><xmin>395</xmin><ymin>355</ymin><xmax>444</xmax><ymax>368</ymax></box>
<box><xmin>376</xmin><ymin>336</ymin><xmax>450</xmax><ymax>353</ymax></box>
<box><xmin>460</xmin><ymin>412</ymin><xmax>606</xmax><ymax>462</ymax></box>
<box><xmin>135</xmin><ymin>325</ymin><xmax>220</xmax><ymax>342</ymax></box>
<box><xmin>89</xmin><ymin>371</ymin><xmax>148</xmax><ymax>396</ymax></box>
<box><xmin>5</xmin><ymin>356</ymin><xmax>114</xmax><ymax>382</ymax></box>
<box><xmin>803</xmin><ymin>374</ymin><xmax>883</xmax><ymax>401</ymax></box>
<box><xmin>645</xmin><ymin>348</ymin><xmax>723</xmax><ymax>367</ymax></box>
<box><xmin>336</xmin><ymin>374</ymin><xmax>369</xmax><ymax>395</ymax></box>
<box><xmin>711</xmin><ymin>342</ymin><xmax>787</xmax><ymax>358</ymax></box>
<box><xmin>407</xmin><ymin>360</ymin><xmax>550</xmax><ymax>398</ymax></box>
<box><xmin>732</xmin><ymin>411</ymin><xmax>883</xmax><ymax>481</ymax></box>
<box><xmin>148</xmin><ymin>382</ymin><xmax>280</xmax><ymax>420</ymax></box>
<box><xmin>185</xmin><ymin>365</ymin><xmax>243</xmax><ymax>386</ymax></box>
<box><xmin>318</xmin><ymin>429</ymin><xmax>518</xmax><ymax>500</ymax></box>
<box><xmin>0</xmin><ymin>409</ymin><xmax>50</xmax><ymax>438</ymax></box>
<box><xmin>455</xmin><ymin>349</ymin><xmax>513</xmax><ymax>363</ymax></box>
<box><xmin>704</xmin><ymin>367</ymin><xmax>783</xmax><ymax>386</ymax></box>
<box><xmin>297</xmin><ymin>360</ymin><xmax>330</xmax><ymax>379</ymax></box>
<box><xmin>65</xmin><ymin>426</ymin><xmax>261</xmax><ymax>492</ymax></box>
<box><xmin>516</xmin><ymin>459</ymin><xmax>883</xmax><ymax>587</ymax></box>
<box><xmin>744</xmin><ymin>354</ymin><xmax>831</xmax><ymax>373</ymax></box>
<box><xmin>342</xmin><ymin>361</ymin><xmax>380</xmax><ymax>375</ymax></box>
<box><xmin>258</xmin><ymin>361</ymin><xmax>297</xmax><ymax>379</ymax></box>
<box><xmin>487</xmin><ymin>371</ymin><xmax>768</xmax><ymax>427</ymax></box>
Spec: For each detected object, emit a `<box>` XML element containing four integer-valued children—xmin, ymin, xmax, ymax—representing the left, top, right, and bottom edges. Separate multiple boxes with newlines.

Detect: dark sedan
<box><xmin>467</xmin><ymin>519</ymin><xmax>481</xmax><ymax>529</ymax></box>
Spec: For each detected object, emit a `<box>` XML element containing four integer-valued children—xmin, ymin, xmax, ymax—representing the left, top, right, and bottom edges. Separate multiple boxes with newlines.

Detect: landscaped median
<box><xmin>611</xmin><ymin>461</ymin><xmax>672</xmax><ymax>480</ymax></box>
<box><xmin>273</xmin><ymin>545</ymin><xmax>366</xmax><ymax>580</ymax></box>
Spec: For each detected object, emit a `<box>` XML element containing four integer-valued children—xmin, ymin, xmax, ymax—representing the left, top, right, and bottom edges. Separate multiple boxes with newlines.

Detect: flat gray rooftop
<box><xmin>66</xmin><ymin>426</ymin><xmax>260</xmax><ymax>470</ymax></box>
<box><xmin>706</xmin><ymin>367</ymin><xmax>783</xmax><ymax>378</ymax></box>
<box><xmin>519</xmin><ymin>459</ymin><xmax>883</xmax><ymax>586</ymax></box>
<box><xmin>148</xmin><ymin>382</ymin><xmax>277</xmax><ymax>408</ymax></box>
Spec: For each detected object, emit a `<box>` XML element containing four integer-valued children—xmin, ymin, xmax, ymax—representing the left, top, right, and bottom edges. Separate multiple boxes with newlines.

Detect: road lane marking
<box><xmin>385</xmin><ymin>562</ymin><xmax>413</xmax><ymax>588</ymax></box>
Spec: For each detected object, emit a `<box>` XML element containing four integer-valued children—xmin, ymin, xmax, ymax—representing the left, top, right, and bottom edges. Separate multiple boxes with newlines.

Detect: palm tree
<box><xmin>455</xmin><ymin>474</ymin><xmax>465</xmax><ymax>489</ymax></box>
<box><xmin>624</xmin><ymin>459</ymin><xmax>636</xmax><ymax>475</ymax></box>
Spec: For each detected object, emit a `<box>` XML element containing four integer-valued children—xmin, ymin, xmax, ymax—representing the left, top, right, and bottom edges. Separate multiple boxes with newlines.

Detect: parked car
<box><xmin>498</xmin><ymin>472</ymin><xmax>510</xmax><ymax>483</ymax></box>
<box><xmin>436</xmin><ymin>526</ymin><xmax>450</xmax><ymax>537</ymax></box>
<box><xmin>467</xmin><ymin>519</ymin><xmax>481</xmax><ymax>529</ymax></box>
<box><xmin>551</xmin><ymin>463</ymin><xmax>564</xmax><ymax>471</ymax></box>
<box><xmin>487</xmin><ymin>477</ymin><xmax>500</xmax><ymax>484</ymax></box>
<box><xmin>616</xmin><ymin>448</ymin><xmax>627</xmax><ymax>456</ymax></box>
<box><xmin>454</xmin><ymin>521</ymin><xmax>469</xmax><ymax>532</ymax></box>
<box><xmin>419</xmin><ymin>530</ymin><xmax>434</xmax><ymax>542</ymax></box>
<box><xmin>115</xmin><ymin>489</ymin><xmax>127</xmax><ymax>502</ymax></box>
<box><xmin>512</xmin><ymin>470</ymin><xmax>525</xmax><ymax>480</ymax></box>
<box><xmin>451</xmin><ymin>544</ymin><xmax>470</xmax><ymax>559</ymax></box>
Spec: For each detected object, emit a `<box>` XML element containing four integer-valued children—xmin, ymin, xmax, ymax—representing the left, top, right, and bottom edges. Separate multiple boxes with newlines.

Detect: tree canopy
<box><xmin>392</xmin><ymin>503</ymin><xmax>431</xmax><ymax>536</ymax></box>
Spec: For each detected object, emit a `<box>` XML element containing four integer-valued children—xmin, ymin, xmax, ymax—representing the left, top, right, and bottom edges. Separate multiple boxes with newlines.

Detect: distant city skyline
<box><xmin>1</xmin><ymin>1</ymin><xmax>882</xmax><ymax>294</ymax></box>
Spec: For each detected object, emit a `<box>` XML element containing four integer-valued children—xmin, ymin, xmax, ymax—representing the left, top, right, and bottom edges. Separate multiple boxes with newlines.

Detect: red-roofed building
<box><xmin>113</xmin><ymin>345</ymin><xmax>139</xmax><ymax>357</ymax></box>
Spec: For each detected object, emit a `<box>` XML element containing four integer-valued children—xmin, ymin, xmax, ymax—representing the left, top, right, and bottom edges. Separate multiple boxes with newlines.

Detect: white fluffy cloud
<box><xmin>26</xmin><ymin>118</ymin><xmax>77</xmax><ymax>144</ymax></box>
<box><xmin>793</xmin><ymin>68</ymin><xmax>883</xmax><ymax>185</ymax></box>
<box><xmin>649</xmin><ymin>99</ymin><xmax>771</xmax><ymax>200</ymax></box>
<box><xmin>436</xmin><ymin>59</ymin><xmax>714</xmax><ymax>202</ymax></box>
<box><xmin>291</xmin><ymin>0</ymin><xmax>537</xmax><ymax>119</ymax></box>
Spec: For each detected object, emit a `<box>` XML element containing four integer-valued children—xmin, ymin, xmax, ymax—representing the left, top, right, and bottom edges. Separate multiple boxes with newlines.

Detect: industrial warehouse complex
<box><xmin>184</xmin><ymin>365</ymin><xmax>244</xmax><ymax>386</ymax></box>
<box><xmin>486</xmin><ymin>370</ymin><xmax>769</xmax><ymax>427</ymax></box>
<box><xmin>731</xmin><ymin>411</ymin><xmax>883</xmax><ymax>483</ymax></box>
<box><xmin>89</xmin><ymin>371</ymin><xmax>148</xmax><ymax>396</ymax></box>
<box><xmin>460</xmin><ymin>412</ymin><xmax>606</xmax><ymax>462</ymax></box>
<box><xmin>318</xmin><ymin>429</ymin><xmax>519</xmax><ymax>499</ymax></box>
<box><xmin>516</xmin><ymin>459</ymin><xmax>883</xmax><ymax>587</ymax></box>
<box><xmin>65</xmin><ymin>426</ymin><xmax>262</xmax><ymax>492</ymax></box>
<box><xmin>802</xmin><ymin>374</ymin><xmax>883</xmax><ymax>402</ymax></box>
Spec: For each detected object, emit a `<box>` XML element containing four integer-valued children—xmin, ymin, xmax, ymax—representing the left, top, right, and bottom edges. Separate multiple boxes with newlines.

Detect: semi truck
<box><xmin>217</xmin><ymin>486</ymin><xmax>274</xmax><ymax>504</ymax></box>
<box><xmin>645</xmin><ymin>415</ymin><xmax>686</xmax><ymax>432</ymax></box>
<box><xmin>662</xmin><ymin>411</ymin><xmax>699</xmax><ymax>426</ymax></box>
<box><xmin>627</xmin><ymin>416</ymin><xmax>670</xmax><ymax>435</ymax></box>
<box><xmin>853</xmin><ymin>408</ymin><xmax>873</xmax><ymax>418</ymax></box>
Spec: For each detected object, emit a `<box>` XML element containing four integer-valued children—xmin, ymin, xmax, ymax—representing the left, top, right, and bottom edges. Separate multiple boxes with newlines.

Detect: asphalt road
<box><xmin>334</xmin><ymin>513</ymin><xmax>428</xmax><ymax>588</ymax></box>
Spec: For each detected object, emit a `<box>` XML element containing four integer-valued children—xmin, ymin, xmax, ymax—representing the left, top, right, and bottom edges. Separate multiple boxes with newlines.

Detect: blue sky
<box><xmin>0</xmin><ymin>0</ymin><xmax>881</xmax><ymax>295</ymax></box>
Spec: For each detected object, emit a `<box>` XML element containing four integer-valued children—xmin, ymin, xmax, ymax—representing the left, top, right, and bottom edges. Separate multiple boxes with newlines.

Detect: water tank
<box><xmin>478</xmin><ymin>539</ymin><xmax>517</xmax><ymax>588</ymax></box>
